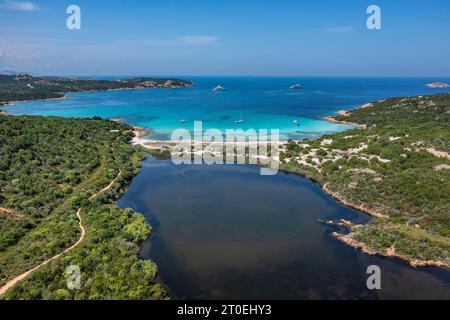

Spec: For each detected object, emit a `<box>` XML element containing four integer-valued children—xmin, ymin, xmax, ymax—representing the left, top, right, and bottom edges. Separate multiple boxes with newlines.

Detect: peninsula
<box><xmin>0</xmin><ymin>74</ymin><xmax>195</xmax><ymax>106</ymax></box>
<box><xmin>280</xmin><ymin>93</ymin><xmax>450</xmax><ymax>267</ymax></box>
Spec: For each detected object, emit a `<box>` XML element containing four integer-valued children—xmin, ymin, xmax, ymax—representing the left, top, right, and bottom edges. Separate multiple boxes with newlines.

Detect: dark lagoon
<box><xmin>117</xmin><ymin>157</ymin><xmax>450</xmax><ymax>300</ymax></box>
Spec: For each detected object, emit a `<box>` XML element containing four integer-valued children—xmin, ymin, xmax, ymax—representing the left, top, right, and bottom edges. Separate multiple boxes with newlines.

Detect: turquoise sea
<box><xmin>7</xmin><ymin>77</ymin><xmax>450</xmax><ymax>139</ymax></box>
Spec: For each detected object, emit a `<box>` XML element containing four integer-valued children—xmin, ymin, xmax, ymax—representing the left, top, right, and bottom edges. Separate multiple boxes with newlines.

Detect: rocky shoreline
<box><xmin>322</xmin><ymin>103</ymin><xmax>373</xmax><ymax>128</ymax></box>
<box><xmin>331</xmin><ymin>230</ymin><xmax>449</xmax><ymax>269</ymax></box>
<box><xmin>1</xmin><ymin>95</ymin><xmax>69</xmax><ymax>108</ymax></box>
<box><xmin>322</xmin><ymin>219</ymin><xmax>449</xmax><ymax>268</ymax></box>
<box><xmin>303</xmin><ymin>99</ymin><xmax>449</xmax><ymax>270</ymax></box>
<box><xmin>1</xmin><ymin>83</ymin><xmax>195</xmax><ymax>108</ymax></box>
<box><xmin>323</xmin><ymin>183</ymin><xmax>388</xmax><ymax>219</ymax></box>
<box><xmin>0</xmin><ymin>74</ymin><xmax>196</xmax><ymax>108</ymax></box>
<box><xmin>323</xmin><ymin>115</ymin><xmax>366</xmax><ymax>128</ymax></box>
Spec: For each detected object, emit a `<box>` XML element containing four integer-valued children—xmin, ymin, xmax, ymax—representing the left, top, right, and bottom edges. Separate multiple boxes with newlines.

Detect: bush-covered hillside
<box><xmin>280</xmin><ymin>93</ymin><xmax>450</xmax><ymax>266</ymax></box>
<box><xmin>0</xmin><ymin>115</ymin><xmax>166</xmax><ymax>299</ymax></box>
<box><xmin>0</xmin><ymin>74</ymin><xmax>194</xmax><ymax>104</ymax></box>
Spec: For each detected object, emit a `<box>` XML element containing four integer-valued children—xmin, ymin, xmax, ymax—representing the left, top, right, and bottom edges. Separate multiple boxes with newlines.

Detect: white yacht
<box><xmin>293</xmin><ymin>119</ymin><xmax>300</xmax><ymax>126</ymax></box>
<box><xmin>213</xmin><ymin>85</ymin><xmax>226</xmax><ymax>92</ymax></box>
<box><xmin>290</xmin><ymin>84</ymin><xmax>303</xmax><ymax>90</ymax></box>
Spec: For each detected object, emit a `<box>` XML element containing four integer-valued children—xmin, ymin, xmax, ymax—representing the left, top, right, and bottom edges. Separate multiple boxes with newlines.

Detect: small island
<box><xmin>426</xmin><ymin>82</ymin><xmax>450</xmax><ymax>88</ymax></box>
<box><xmin>0</xmin><ymin>74</ymin><xmax>195</xmax><ymax>106</ymax></box>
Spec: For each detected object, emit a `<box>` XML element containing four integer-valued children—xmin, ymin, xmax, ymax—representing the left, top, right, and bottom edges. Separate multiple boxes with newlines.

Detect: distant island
<box><xmin>0</xmin><ymin>74</ymin><xmax>195</xmax><ymax>106</ymax></box>
<box><xmin>426</xmin><ymin>82</ymin><xmax>450</xmax><ymax>88</ymax></box>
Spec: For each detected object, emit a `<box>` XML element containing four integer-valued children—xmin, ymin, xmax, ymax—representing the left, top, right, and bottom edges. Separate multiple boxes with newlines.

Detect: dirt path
<box><xmin>0</xmin><ymin>170</ymin><xmax>122</xmax><ymax>296</ymax></box>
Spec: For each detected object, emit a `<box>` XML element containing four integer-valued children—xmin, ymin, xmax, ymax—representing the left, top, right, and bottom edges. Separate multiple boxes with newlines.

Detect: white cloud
<box><xmin>0</xmin><ymin>0</ymin><xmax>39</xmax><ymax>11</ymax></box>
<box><xmin>0</xmin><ymin>43</ymin><xmax>39</xmax><ymax>66</ymax></box>
<box><xmin>177</xmin><ymin>36</ymin><xmax>218</xmax><ymax>45</ymax></box>
<box><xmin>320</xmin><ymin>26</ymin><xmax>355</xmax><ymax>33</ymax></box>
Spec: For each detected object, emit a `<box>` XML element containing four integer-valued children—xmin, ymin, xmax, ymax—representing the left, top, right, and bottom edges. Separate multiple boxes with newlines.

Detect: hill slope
<box><xmin>0</xmin><ymin>115</ymin><xmax>166</xmax><ymax>299</ymax></box>
<box><xmin>280</xmin><ymin>93</ymin><xmax>450</xmax><ymax>267</ymax></box>
<box><xmin>0</xmin><ymin>74</ymin><xmax>194</xmax><ymax>105</ymax></box>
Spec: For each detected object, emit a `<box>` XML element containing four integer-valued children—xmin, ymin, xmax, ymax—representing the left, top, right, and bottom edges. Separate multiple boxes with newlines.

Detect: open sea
<box><xmin>7</xmin><ymin>76</ymin><xmax>450</xmax><ymax>140</ymax></box>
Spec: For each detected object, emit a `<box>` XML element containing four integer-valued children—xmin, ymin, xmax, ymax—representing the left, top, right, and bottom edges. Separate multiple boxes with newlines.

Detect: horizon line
<box><xmin>3</xmin><ymin>73</ymin><xmax>450</xmax><ymax>79</ymax></box>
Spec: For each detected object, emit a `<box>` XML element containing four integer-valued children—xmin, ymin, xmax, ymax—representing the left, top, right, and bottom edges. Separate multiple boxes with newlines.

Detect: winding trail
<box><xmin>0</xmin><ymin>170</ymin><xmax>122</xmax><ymax>296</ymax></box>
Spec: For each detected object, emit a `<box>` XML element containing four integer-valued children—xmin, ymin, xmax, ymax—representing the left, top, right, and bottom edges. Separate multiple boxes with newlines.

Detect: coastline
<box><xmin>316</xmin><ymin>100</ymin><xmax>449</xmax><ymax>269</ymax></box>
<box><xmin>1</xmin><ymin>95</ymin><xmax>70</xmax><ymax>109</ymax></box>
<box><xmin>109</xmin><ymin>118</ymin><xmax>150</xmax><ymax>139</ymax></box>
<box><xmin>287</xmin><ymin>168</ymin><xmax>448</xmax><ymax>268</ymax></box>
<box><xmin>322</xmin><ymin>102</ymin><xmax>379</xmax><ymax>128</ymax></box>
<box><xmin>332</xmin><ymin>231</ymin><xmax>449</xmax><ymax>269</ymax></box>
<box><xmin>0</xmin><ymin>79</ymin><xmax>196</xmax><ymax>110</ymax></box>
<box><xmin>322</xmin><ymin>106</ymin><xmax>368</xmax><ymax>128</ymax></box>
<box><xmin>322</xmin><ymin>183</ymin><xmax>387</xmax><ymax>219</ymax></box>
<box><xmin>326</xmin><ymin>217</ymin><xmax>449</xmax><ymax>268</ymax></box>
<box><xmin>280</xmin><ymin>163</ymin><xmax>450</xmax><ymax>269</ymax></box>
<box><xmin>322</xmin><ymin>115</ymin><xmax>366</xmax><ymax>128</ymax></box>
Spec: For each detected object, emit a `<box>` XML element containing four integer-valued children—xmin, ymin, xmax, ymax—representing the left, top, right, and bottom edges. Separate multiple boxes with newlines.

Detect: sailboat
<box><xmin>235</xmin><ymin>111</ymin><xmax>244</xmax><ymax>124</ymax></box>
<box><xmin>213</xmin><ymin>85</ymin><xmax>226</xmax><ymax>92</ymax></box>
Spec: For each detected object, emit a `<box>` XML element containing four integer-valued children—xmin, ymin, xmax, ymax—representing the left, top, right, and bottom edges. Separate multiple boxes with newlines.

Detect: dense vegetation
<box><xmin>0</xmin><ymin>74</ymin><xmax>194</xmax><ymax>104</ymax></box>
<box><xmin>280</xmin><ymin>93</ymin><xmax>450</xmax><ymax>265</ymax></box>
<box><xmin>0</xmin><ymin>115</ymin><xmax>166</xmax><ymax>299</ymax></box>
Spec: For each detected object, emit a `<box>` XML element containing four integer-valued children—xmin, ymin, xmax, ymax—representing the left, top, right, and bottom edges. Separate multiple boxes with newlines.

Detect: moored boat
<box><xmin>290</xmin><ymin>84</ymin><xmax>303</xmax><ymax>90</ymax></box>
<box><xmin>213</xmin><ymin>85</ymin><xmax>226</xmax><ymax>92</ymax></box>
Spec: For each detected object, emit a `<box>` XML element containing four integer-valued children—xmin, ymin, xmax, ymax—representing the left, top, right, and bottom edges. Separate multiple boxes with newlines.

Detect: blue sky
<box><xmin>1</xmin><ymin>0</ymin><xmax>449</xmax><ymax>76</ymax></box>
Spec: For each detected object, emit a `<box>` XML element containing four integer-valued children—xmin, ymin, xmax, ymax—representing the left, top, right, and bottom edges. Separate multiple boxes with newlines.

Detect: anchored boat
<box><xmin>290</xmin><ymin>84</ymin><xmax>303</xmax><ymax>90</ymax></box>
<box><xmin>213</xmin><ymin>85</ymin><xmax>226</xmax><ymax>92</ymax></box>
<box><xmin>235</xmin><ymin>111</ymin><xmax>244</xmax><ymax>124</ymax></box>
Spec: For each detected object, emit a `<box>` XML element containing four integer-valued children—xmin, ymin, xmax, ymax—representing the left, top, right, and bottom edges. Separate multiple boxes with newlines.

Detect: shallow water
<box><xmin>7</xmin><ymin>76</ymin><xmax>450</xmax><ymax>140</ymax></box>
<box><xmin>117</xmin><ymin>157</ymin><xmax>450</xmax><ymax>300</ymax></box>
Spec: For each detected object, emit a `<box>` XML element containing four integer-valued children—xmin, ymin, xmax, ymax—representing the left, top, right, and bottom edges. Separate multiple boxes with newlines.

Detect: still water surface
<box><xmin>117</xmin><ymin>157</ymin><xmax>450</xmax><ymax>299</ymax></box>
